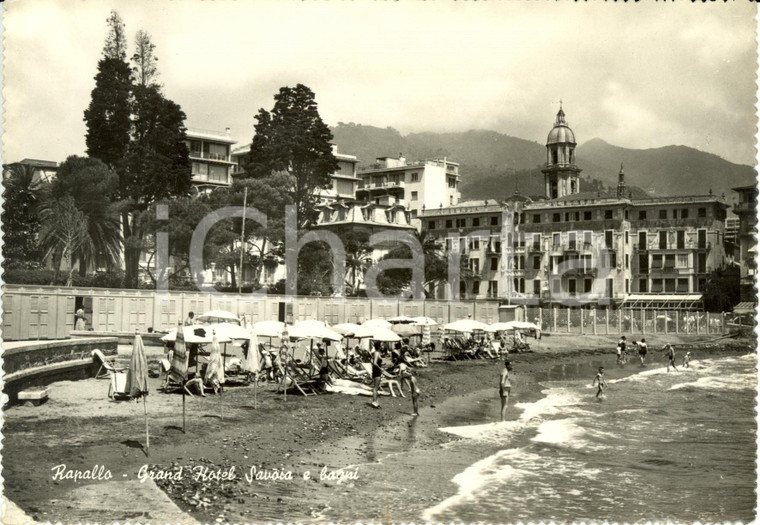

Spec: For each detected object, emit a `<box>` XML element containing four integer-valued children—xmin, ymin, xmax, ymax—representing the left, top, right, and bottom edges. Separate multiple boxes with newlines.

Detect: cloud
<box><xmin>3</xmin><ymin>0</ymin><xmax>757</xmax><ymax>166</ymax></box>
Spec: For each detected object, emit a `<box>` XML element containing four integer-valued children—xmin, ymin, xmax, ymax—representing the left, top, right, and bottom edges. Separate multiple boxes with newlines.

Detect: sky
<box><xmin>2</xmin><ymin>0</ymin><xmax>758</xmax><ymax>167</ymax></box>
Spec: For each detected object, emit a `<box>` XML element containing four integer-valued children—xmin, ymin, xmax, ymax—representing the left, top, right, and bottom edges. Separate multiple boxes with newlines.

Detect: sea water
<box><xmin>421</xmin><ymin>353</ymin><xmax>757</xmax><ymax>522</ymax></box>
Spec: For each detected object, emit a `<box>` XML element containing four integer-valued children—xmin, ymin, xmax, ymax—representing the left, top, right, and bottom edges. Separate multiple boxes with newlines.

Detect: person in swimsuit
<box><xmin>317</xmin><ymin>348</ymin><xmax>332</xmax><ymax>389</ymax></box>
<box><xmin>637</xmin><ymin>338</ymin><xmax>648</xmax><ymax>367</ymax></box>
<box><xmin>399</xmin><ymin>363</ymin><xmax>420</xmax><ymax>416</ymax></box>
<box><xmin>499</xmin><ymin>360</ymin><xmax>513</xmax><ymax>421</ymax></box>
<box><xmin>664</xmin><ymin>343</ymin><xmax>678</xmax><ymax>372</ymax></box>
<box><xmin>617</xmin><ymin>336</ymin><xmax>627</xmax><ymax>364</ymax></box>
<box><xmin>592</xmin><ymin>367</ymin><xmax>606</xmax><ymax>398</ymax></box>
<box><xmin>682</xmin><ymin>351</ymin><xmax>692</xmax><ymax>368</ymax></box>
<box><xmin>371</xmin><ymin>341</ymin><xmax>383</xmax><ymax>408</ymax></box>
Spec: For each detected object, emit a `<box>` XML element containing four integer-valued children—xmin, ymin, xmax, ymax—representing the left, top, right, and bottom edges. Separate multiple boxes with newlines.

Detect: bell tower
<box><xmin>542</xmin><ymin>104</ymin><xmax>582</xmax><ymax>199</ymax></box>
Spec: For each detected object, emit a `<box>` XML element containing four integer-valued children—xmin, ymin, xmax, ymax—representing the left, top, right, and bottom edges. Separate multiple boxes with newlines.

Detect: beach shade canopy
<box><xmin>391</xmin><ymin>324</ymin><xmax>422</xmax><ymax>337</ymax></box>
<box><xmin>412</xmin><ymin>316</ymin><xmax>438</xmax><ymax>327</ymax></box>
<box><xmin>332</xmin><ymin>323</ymin><xmax>362</xmax><ymax>336</ymax></box>
<box><xmin>196</xmin><ymin>310</ymin><xmax>241</xmax><ymax>325</ymax></box>
<box><xmin>361</xmin><ymin>319</ymin><xmax>393</xmax><ymax>330</ymax></box>
<box><xmin>203</xmin><ymin>322</ymin><xmax>251</xmax><ymax>340</ymax></box>
<box><xmin>161</xmin><ymin>325</ymin><xmax>232</xmax><ymax>344</ymax></box>
<box><xmin>243</xmin><ymin>329</ymin><xmax>261</xmax><ymax>373</ymax></box>
<box><xmin>253</xmin><ymin>320</ymin><xmax>287</xmax><ymax>338</ymax></box>
<box><xmin>353</xmin><ymin>325</ymin><xmax>402</xmax><ymax>342</ymax></box>
<box><xmin>290</xmin><ymin>321</ymin><xmax>343</xmax><ymax>342</ymax></box>
<box><xmin>444</xmin><ymin>319</ymin><xmax>489</xmax><ymax>333</ymax></box>
<box><xmin>388</xmin><ymin>315</ymin><xmax>417</xmax><ymax>324</ymax></box>
<box><xmin>486</xmin><ymin>322</ymin><xmax>516</xmax><ymax>333</ymax></box>
<box><xmin>204</xmin><ymin>333</ymin><xmax>225</xmax><ymax>389</ymax></box>
<box><xmin>126</xmin><ymin>333</ymin><xmax>150</xmax><ymax>399</ymax></box>
<box><xmin>510</xmin><ymin>321</ymin><xmax>541</xmax><ymax>331</ymax></box>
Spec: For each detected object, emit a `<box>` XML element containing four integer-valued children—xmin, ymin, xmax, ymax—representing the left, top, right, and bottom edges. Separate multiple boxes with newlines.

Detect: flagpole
<box><xmin>238</xmin><ymin>186</ymin><xmax>248</xmax><ymax>295</ymax></box>
<box><xmin>144</xmin><ymin>396</ymin><xmax>150</xmax><ymax>456</ymax></box>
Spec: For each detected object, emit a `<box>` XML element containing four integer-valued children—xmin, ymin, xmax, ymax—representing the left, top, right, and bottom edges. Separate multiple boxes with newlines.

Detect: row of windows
<box><xmin>531</xmin><ymin>206</ymin><xmax>711</xmax><ymax>224</ymax></box>
<box><xmin>431</xmin><ymin>215</ymin><xmax>502</xmax><ymax>230</ymax></box>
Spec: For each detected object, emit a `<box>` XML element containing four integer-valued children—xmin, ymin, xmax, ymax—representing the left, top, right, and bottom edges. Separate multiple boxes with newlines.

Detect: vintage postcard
<box><xmin>1</xmin><ymin>1</ymin><xmax>757</xmax><ymax>523</ymax></box>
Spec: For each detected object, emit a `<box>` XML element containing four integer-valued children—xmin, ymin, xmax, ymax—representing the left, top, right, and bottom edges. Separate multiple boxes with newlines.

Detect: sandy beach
<box><xmin>3</xmin><ymin>333</ymin><xmax>753</xmax><ymax>524</ymax></box>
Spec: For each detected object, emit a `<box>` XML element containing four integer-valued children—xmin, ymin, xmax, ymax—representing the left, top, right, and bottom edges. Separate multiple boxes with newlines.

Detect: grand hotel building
<box><xmin>420</xmin><ymin>108</ymin><xmax>729</xmax><ymax>310</ymax></box>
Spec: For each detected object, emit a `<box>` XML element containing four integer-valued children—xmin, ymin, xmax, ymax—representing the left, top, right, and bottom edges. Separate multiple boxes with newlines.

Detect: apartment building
<box><xmin>231</xmin><ymin>143</ymin><xmax>361</xmax><ymax>202</ymax></box>
<box><xmin>732</xmin><ymin>184</ymin><xmax>758</xmax><ymax>301</ymax></box>
<box><xmin>356</xmin><ymin>155</ymin><xmax>461</xmax><ymax>228</ymax></box>
<box><xmin>420</xmin><ymin>108</ymin><xmax>728</xmax><ymax>309</ymax></box>
<box><xmin>186</xmin><ymin>128</ymin><xmax>237</xmax><ymax>193</ymax></box>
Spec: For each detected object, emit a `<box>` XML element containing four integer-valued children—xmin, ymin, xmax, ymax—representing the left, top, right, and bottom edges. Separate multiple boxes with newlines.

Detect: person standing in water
<box><xmin>637</xmin><ymin>338</ymin><xmax>648</xmax><ymax>367</ymax></box>
<box><xmin>663</xmin><ymin>343</ymin><xmax>678</xmax><ymax>372</ymax></box>
<box><xmin>592</xmin><ymin>367</ymin><xmax>607</xmax><ymax>398</ymax></box>
<box><xmin>499</xmin><ymin>360</ymin><xmax>513</xmax><ymax>421</ymax></box>
<box><xmin>682</xmin><ymin>351</ymin><xmax>692</xmax><ymax>368</ymax></box>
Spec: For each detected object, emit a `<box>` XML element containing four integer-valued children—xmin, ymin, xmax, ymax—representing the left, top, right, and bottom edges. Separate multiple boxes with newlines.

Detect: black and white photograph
<box><xmin>1</xmin><ymin>1</ymin><xmax>758</xmax><ymax>523</ymax></box>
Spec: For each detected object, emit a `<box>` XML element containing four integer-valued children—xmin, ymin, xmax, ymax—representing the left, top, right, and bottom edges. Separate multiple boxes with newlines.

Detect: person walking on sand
<box><xmin>592</xmin><ymin>367</ymin><xmax>607</xmax><ymax>398</ymax></box>
<box><xmin>399</xmin><ymin>363</ymin><xmax>420</xmax><ymax>416</ymax></box>
<box><xmin>637</xmin><ymin>338</ymin><xmax>648</xmax><ymax>367</ymax></box>
<box><xmin>499</xmin><ymin>360</ymin><xmax>513</xmax><ymax>421</ymax></box>
<box><xmin>371</xmin><ymin>341</ymin><xmax>383</xmax><ymax>408</ymax></box>
<box><xmin>663</xmin><ymin>343</ymin><xmax>678</xmax><ymax>372</ymax></box>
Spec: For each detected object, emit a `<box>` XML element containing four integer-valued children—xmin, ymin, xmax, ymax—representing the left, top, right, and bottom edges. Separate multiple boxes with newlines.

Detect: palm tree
<box><xmin>2</xmin><ymin>162</ymin><xmax>47</xmax><ymax>269</ymax></box>
<box><xmin>345</xmin><ymin>238</ymin><xmax>373</xmax><ymax>295</ymax></box>
<box><xmin>38</xmin><ymin>197</ymin><xmax>89</xmax><ymax>285</ymax></box>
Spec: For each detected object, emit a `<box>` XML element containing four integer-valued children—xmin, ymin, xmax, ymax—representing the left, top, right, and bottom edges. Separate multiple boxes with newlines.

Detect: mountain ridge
<box><xmin>330</xmin><ymin>123</ymin><xmax>756</xmax><ymax>202</ymax></box>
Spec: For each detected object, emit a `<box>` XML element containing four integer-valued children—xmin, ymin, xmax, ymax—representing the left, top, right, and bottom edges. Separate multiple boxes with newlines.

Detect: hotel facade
<box><xmin>420</xmin><ymin>109</ymin><xmax>729</xmax><ymax>310</ymax></box>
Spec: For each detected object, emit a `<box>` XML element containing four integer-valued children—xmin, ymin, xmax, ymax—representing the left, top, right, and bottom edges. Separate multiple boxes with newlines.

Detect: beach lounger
<box><xmin>361</xmin><ymin>363</ymin><xmax>403</xmax><ymax>397</ymax></box>
<box><xmin>108</xmin><ymin>371</ymin><xmax>130</xmax><ymax>400</ymax></box>
<box><xmin>92</xmin><ymin>348</ymin><xmax>125</xmax><ymax>380</ymax></box>
<box><xmin>279</xmin><ymin>361</ymin><xmax>319</xmax><ymax>396</ymax></box>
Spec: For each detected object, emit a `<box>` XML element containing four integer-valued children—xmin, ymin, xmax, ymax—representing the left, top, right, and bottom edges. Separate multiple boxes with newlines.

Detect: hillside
<box><xmin>330</xmin><ymin>123</ymin><xmax>756</xmax><ymax>201</ymax></box>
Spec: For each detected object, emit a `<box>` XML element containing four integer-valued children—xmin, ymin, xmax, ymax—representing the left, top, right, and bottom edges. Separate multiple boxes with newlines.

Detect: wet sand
<box><xmin>2</xmin><ymin>335</ymin><xmax>752</xmax><ymax>523</ymax></box>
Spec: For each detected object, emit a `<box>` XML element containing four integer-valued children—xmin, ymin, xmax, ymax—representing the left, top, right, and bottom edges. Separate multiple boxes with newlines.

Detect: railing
<box><xmin>733</xmin><ymin>202</ymin><xmax>756</xmax><ymax>214</ymax></box>
<box><xmin>189</xmin><ymin>151</ymin><xmax>232</xmax><ymax>162</ymax></box>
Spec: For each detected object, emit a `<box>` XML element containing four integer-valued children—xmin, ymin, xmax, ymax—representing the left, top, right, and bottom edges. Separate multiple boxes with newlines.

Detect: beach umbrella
<box><xmin>161</xmin><ymin>325</ymin><xmax>232</xmax><ymax>344</ymax></box>
<box><xmin>391</xmin><ymin>324</ymin><xmax>422</xmax><ymax>337</ymax></box>
<box><xmin>486</xmin><ymin>322</ymin><xmax>517</xmax><ymax>333</ymax></box>
<box><xmin>388</xmin><ymin>315</ymin><xmax>417</xmax><ymax>324</ymax></box>
<box><xmin>291</xmin><ymin>322</ymin><xmax>343</xmax><ymax>342</ymax></box>
<box><xmin>354</xmin><ymin>325</ymin><xmax>402</xmax><ymax>342</ymax></box>
<box><xmin>203</xmin><ymin>322</ymin><xmax>251</xmax><ymax>340</ymax></box>
<box><xmin>443</xmin><ymin>319</ymin><xmax>489</xmax><ymax>333</ymax></box>
<box><xmin>253</xmin><ymin>320</ymin><xmax>287</xmax><ymax>338</ymax></box>
<box><xmin>196</xmin><ymin>310</ymin><xmax>241</xmax><ymax>325</ymax></box>
<box><xmin>333</xmin><ymin>323</ymin><xmax>362</xmax><ymax>336</ymax></box>
<box><xmin>362</xmin><ymin>319</ymin><xmax>393</xmax><ymax>330</ymax></box>
<box><xmin>126</xmin><ymin>331</ymin><xmax>150</xmax><ymax>455</ymax></box>
<box><xmin>412</xmin><ymin>316</ymin><xmax>438</xmax><ymax>327</ymax></box>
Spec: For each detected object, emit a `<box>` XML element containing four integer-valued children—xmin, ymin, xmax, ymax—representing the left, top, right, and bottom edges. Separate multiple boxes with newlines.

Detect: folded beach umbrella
<box><xmin>205</xmin><ymin>332</ymin><xmax>225</xmax><ymax>392</ymax></box>
<box><xmin>126</xmin><ymin>332</ymin><xmax>150</xmax><ymax>454</ymax></box>
<box><xmin>421</xmin><ymin>325</ymin><xmax>432</xmax><ymax>346</ymax></box>
<box><xmin>243</xmin><ymin>328</ymin><xmax>261</xmax><ymax>374</ymax></box>
<box><xmin>196</xmin><ymin>310</ymin><xmax>241</xmax><ymax>324</ymax></box>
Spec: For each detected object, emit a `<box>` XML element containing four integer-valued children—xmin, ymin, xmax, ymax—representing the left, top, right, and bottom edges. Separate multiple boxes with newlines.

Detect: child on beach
<box><xmin>499</xmin><ymin>360</ymin><xmax>513</xmax><ymax>421</ymax></box>
<box><xmin>663</xmin><ymin>343</ymin><xmax>678</xmax><ymax>372</ymax></box>
<box><xmin>592</xmin><ymin>367</ymin><xmax>607</xmax><ymax>398</ymax></box>
<box><xmin>682</xmin><ymin>351</ymin><xmax>691</xmax><ymax>368</ymax></box>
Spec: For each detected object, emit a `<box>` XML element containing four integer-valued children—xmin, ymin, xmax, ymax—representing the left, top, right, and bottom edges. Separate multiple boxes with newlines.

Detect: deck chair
<box><xmin>361</xmin><ymin>363</ymin><xmax>403</xmax><ymax>397</ymax></box>
<box><xmin>108</xmin><ymin>371</ymin><xmax>130</xmax><ymax>400</ymax></box>
<box><xmin>279</xmin><ymin>361</ymin><xmax>319</xmax><ymax>396</ymax></box>
<box><xmin>92</xmin><ymin>349</ymin><xmax>125</xmax><ymax>379</ymax></box>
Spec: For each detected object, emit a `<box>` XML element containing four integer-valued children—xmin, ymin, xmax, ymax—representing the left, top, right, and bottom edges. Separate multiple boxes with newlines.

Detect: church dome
<box><xmin>547</xmin><ymin>107</ymin><xmax>576</xmax><ymax>145</ymax></box>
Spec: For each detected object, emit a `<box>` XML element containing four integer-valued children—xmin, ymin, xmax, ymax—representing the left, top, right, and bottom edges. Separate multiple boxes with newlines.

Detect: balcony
<box><xmin>188</xmin><ymin>151</ymin><xmax>234</xmax><ymax>163</ymax></box>
<box><xmin>734</xmin><ymin>202</ymin><xmax>756</xmax><ymax>215</ymax></box>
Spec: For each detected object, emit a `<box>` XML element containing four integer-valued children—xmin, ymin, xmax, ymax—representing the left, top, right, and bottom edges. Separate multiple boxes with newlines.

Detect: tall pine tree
<box><xmin>84</xmin><ymin>13</ymin><xmax>192</xmax><ymax>288</ymax></box>
<box><xmin>244</xmin><ymin>84</ymin><xmax>338</xmax><ymax>228</ymax></box>
<box><xmin>83</xmin><ymin>11</ymin><xmax>131</xmax><ymax>169</ymax></box>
